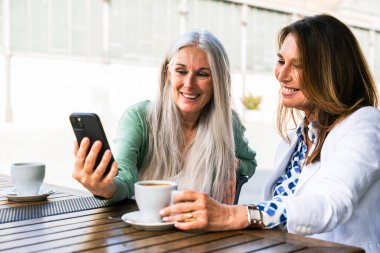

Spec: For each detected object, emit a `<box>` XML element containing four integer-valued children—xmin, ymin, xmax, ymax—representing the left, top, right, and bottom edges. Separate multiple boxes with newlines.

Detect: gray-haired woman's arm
<box><xmin>232</xmin><ymin>111</ymin><xmax>257</xmax><ymax>178</ymax></box>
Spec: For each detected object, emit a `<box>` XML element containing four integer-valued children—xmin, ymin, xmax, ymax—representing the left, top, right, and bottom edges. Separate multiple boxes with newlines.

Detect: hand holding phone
<box><xmin>70</xmin><ymin>113</ymin><xmax>114</xmax><ymax>176</ymax></box>
<box><xmin>70</xmin><ymin>113</ymin><xmax>118</xmax><ymax>198</ymax></box>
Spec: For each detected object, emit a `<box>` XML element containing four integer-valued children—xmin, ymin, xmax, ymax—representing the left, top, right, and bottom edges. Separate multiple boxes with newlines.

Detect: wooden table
<box><xmin>0</xmin><ymin>175</ymin><xmax>364</xmax><ymax>253</ymax></box>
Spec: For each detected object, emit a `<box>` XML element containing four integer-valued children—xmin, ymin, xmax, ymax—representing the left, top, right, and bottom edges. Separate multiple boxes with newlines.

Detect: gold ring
<box><xmin>184</xmin><ymin>212</ymin><xmax>193</xmax><ymax>219</ymax></box>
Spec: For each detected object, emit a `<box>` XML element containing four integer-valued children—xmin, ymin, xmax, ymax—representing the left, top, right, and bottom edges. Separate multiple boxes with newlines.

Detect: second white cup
<box><xmin>11</xmin><ymin>162</ymin><xmax>46</xmax><ymax>196</ymax></box>
<box><xmin>134</xmin><ymin>180</ymin><xmax>177</xmax><ymax>223</ymax></box>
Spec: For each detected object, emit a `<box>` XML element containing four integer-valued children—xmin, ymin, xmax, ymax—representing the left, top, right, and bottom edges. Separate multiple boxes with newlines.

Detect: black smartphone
<box><xmin>69</xmin><ymin>112</ymin><xmax>114</xmax><ymax>177</ymax></box>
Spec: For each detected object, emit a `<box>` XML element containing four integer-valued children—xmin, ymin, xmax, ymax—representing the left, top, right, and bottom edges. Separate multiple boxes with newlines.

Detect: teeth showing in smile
<box><xmin>182</xmin><ymin>93</ymin><xmax>198</xmax><ymax>99</ymax></box>
<box><xmin>282</xmin><ymin>87</ymin><xmax>299</xmax><ymax>93</ymax></box>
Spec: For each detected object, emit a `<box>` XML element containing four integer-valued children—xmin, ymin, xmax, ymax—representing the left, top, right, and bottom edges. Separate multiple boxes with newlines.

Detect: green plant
<box><xmin>241</xmin><ymin>93</ymin><xmax>262</xmax><ymax>110</ymax></box>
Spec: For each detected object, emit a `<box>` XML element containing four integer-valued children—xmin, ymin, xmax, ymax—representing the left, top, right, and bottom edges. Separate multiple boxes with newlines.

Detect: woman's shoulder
<box><xmin>120</xmin><ymin>100</ymin><xmax>151</xmax><ymax>121</ymax></box>
<box><xmin>231</xmin><ymin>109</ymin><xmax>245</xmax><ymax>130</ymax></box>
<box><xmin>341</xmin><ymin>106</ymin><xmax>380</xmax><ymax>126</ymax></box>
<box><xmin>125</xmin><ymin>100</ymin><xmax>150</xmax><ymax>115</ymax></box>
<box><xmin>231</xmin><ymin>109</ymin><xmax>239</xmax><ymax>120</ymax></box>
<box><xmin>329</xmin><ymin>106</ymin><xmax>380</xmax><ymax>138</ymax></box>
<box><xmin>128</xmin><ymin>100</ymin><xmax>151</xmax><ymax>112</ymax></box>
<box><xmin>352</xmin><ymin>106</ymin><xmax>380</xmax><ymax>117</ymax></box>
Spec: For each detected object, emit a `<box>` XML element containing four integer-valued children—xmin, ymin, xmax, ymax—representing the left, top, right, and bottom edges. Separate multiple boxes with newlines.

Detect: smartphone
<box><xmin>69</xmin><ymin>112</ymin><xmax>114</xmax><ymax>177</ymax></box>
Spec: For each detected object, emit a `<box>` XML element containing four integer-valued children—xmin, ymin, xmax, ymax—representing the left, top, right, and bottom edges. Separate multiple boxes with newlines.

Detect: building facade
<box><xmin>1</xmin><ymin>0</ymin><xmax>380</xmax><ymax>123</ymax></box>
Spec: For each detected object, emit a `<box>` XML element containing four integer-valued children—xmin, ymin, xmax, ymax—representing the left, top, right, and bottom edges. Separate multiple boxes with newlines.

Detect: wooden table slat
<box><xmin>252</xmin><ymin>242</ymin><xmax>306</xmax><ymax>253</ymax></box>
<box><xmin>37</xmin><ymin>230</ymin><xmax>174</xmax><ymax>253</ymax></box>
<box><xmin>0</xmin><ymin>221</ymin><xmax>131</xmax><ymax>251</ymax></box>
<box><xmin>132</xmin><ymin>231</ymin><xmax>246</xmax><ymax>253</ymax></box>
<box><xmin>172</xmin><ymin>234</ymin><xmax>261</xmax><ymax>253</ymax></box>
<box><xmin>0</xmin><ymin>217</ymin><xmax>124</xmax><ymax>243</ymax></box>
<box><xmin>63</xmin><ymin>231</ymin><xmax>195</xmax><ymax>253</ymax></box>
<box><xmin>212</xmin><ymin>239</ymin><xmax>283</xmax><ymax>253</ymax></box>
<box><xmin>4</xmin><ymin>227</ymin><xmax>136</xmax><ymax>253</ymax></box>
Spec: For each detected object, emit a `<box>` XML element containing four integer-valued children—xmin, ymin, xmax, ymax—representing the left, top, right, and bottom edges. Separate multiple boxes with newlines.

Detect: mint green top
<box><xmin>109</xmin><ymin>100</ymin><xmax>257</xmax><ymax>202</ymax></box>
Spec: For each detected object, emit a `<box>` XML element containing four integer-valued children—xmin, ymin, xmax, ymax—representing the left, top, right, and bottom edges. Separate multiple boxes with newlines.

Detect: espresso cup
<box><xmin>11</xmin><ymin>162</ymin><xmax>46</xmax><ymax>196</ymax></box>
<box><xmin>134</xmin><ymin>180</ymin><xmax>177</xmax><ymax>222</ymax></box>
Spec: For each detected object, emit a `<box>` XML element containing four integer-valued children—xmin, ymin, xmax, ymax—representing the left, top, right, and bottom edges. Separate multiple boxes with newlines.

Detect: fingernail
<box><xmin>162</xmin><ymin>217</ymin><xmax>168</xmax><ymax>222</ymax></box>
<box><xmin>159</xmin><ymin>210</ymin><xmax>164</xmax><ymax>215</ymax></box>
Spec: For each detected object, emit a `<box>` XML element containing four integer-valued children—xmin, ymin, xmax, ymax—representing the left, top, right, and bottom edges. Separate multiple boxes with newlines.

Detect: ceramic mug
<box><xmin>134</xmin><ymin>180</ymin><xmax>177</xmax><ymax>222</ymax></box>
<box><xmin>11</xmin><ymin>162</ymin><xmax>45</xmax><ymax>196</ymax></box>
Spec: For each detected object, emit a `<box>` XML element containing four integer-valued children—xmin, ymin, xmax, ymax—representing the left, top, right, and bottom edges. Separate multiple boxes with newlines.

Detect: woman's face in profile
<box><xmin>275</xmin><ymin>33</ymin><xmax>312</xmax><ymax>114</ymax></box>
<box><xmin>168</xmin><ymin>46</ymin><xmax>213</xmax><ymax>120</ymax></box>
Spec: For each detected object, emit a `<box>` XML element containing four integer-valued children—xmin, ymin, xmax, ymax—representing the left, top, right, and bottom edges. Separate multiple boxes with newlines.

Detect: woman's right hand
<box><xmin>72</xmin><ymin>137</ymin><xmax>118</xmax><ymax>199</ymax></box>
<box><xmin>160</xmin><ymin>191</ymin><xmax>249</xmax><ymax>231</ymax></box>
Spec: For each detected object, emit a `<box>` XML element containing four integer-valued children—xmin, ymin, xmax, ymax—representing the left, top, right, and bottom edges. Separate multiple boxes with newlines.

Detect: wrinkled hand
<box><xmin>159</xmin><ymin>190</ymin><xmax>249</xmax><ymax>231</ymax></box>
<box><xmin>72</xmin><ymin>137</ymin><xmax>118</xmax><ymax>199</ymax></box>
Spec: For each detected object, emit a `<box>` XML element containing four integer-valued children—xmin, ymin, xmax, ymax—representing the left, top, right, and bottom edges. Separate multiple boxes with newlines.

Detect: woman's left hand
<box><xmin>159</xmin><ymin>190</ymin><xmax>249</xmax><ymax>231</ymax></box>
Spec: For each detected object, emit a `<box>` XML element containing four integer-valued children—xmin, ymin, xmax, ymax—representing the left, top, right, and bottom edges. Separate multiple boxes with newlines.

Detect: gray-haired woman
<box><xmin>72</xmin><ymin>31</ymin><xmax>257</xmax><ymax>204</ymax></box>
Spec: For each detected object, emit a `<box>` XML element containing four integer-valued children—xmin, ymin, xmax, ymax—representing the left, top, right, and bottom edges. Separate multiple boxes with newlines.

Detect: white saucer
<box><xmin>121</xmin><ymin>211</ymin><xmax>175</xmax><ymax>231</ymax></box>
<box><xmin>0</xmin><ymin>186</ymin><xmax>56</xmax><ymax>202</ymax></box>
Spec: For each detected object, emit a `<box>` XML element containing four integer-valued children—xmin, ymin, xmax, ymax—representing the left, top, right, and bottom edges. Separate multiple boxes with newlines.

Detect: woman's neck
<box><xmin>180</xmin><ymin>114</ymin><xmax>200</xmax><ymax>145</ymax></box>
<box><xmin>180</xmin><ymin>111</ymin><xmax>201</xmax><ymax>130</ymax></box>
<box><xmin>182</xmin><ymin>122</ymin><xmax>197</xmax><ymax>143</ymax></box>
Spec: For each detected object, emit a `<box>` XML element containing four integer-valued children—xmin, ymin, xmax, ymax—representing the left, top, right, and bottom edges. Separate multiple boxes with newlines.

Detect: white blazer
<box><xmin>263</xmin><ymin>106</ymin><xmax>380</xmax><ymax>253</ymax></box>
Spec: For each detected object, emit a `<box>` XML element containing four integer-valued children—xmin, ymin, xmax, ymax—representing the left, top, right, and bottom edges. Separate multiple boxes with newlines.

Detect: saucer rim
<box><xmin>0</xmin><ymin>187</ymin><xmax>56</xmax><ymax>199</ymax></box>
<box><xmin>121</xmin><ymin>211</ymin><xmax>175</xmax><ymax>227</ymax></box>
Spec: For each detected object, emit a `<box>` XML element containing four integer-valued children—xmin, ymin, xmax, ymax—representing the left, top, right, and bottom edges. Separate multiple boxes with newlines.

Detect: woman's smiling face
<box><xmin>275</xmin><ymin>33</ymin><xmax>312</xmax><ymax>114</ymax></box>
<box><xmin>168</xmin><ymin>46</ymin><xmax>213</xmax><ymax>121</ymax></box>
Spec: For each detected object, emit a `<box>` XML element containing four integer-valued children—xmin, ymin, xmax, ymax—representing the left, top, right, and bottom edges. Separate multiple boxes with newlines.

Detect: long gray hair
<box><xmin>139</xmin><ymin>31</ymin><xmax>235</xmax><ymax>203</ymax></box>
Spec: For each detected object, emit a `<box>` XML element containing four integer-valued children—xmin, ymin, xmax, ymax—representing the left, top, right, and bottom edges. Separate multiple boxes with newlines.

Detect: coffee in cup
<box><xmin>134</xmin><ymin>180</ymin><xmax>177</xmax><ymax>222</ymax></box>
<box><xmin>11</xmin><ymin>162</ymin><xmax>46</xmax><ymax>196</ymax></box>
<box><xmin>139</xmin><ymin>183</ymin><xmax>171</xmax><ymax>187</ymax></box>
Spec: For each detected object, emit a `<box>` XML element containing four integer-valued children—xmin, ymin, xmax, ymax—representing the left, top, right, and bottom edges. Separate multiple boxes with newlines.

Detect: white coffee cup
<box><xmin>134</xmin><ymin>180</ymin><xmax>177</xmax><ymax>223</ymax></box>
<box><xmin>11</xmin><ymin>162</ymin><xmax>46</xmax><ymax>196</ymax></box>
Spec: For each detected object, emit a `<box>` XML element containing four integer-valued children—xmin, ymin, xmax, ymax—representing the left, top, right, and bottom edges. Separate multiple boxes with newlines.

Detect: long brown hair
<box><xmin>277</xmin><ymin>14</ymin><xmax>379</xmax><ymax>163</ymax></box>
